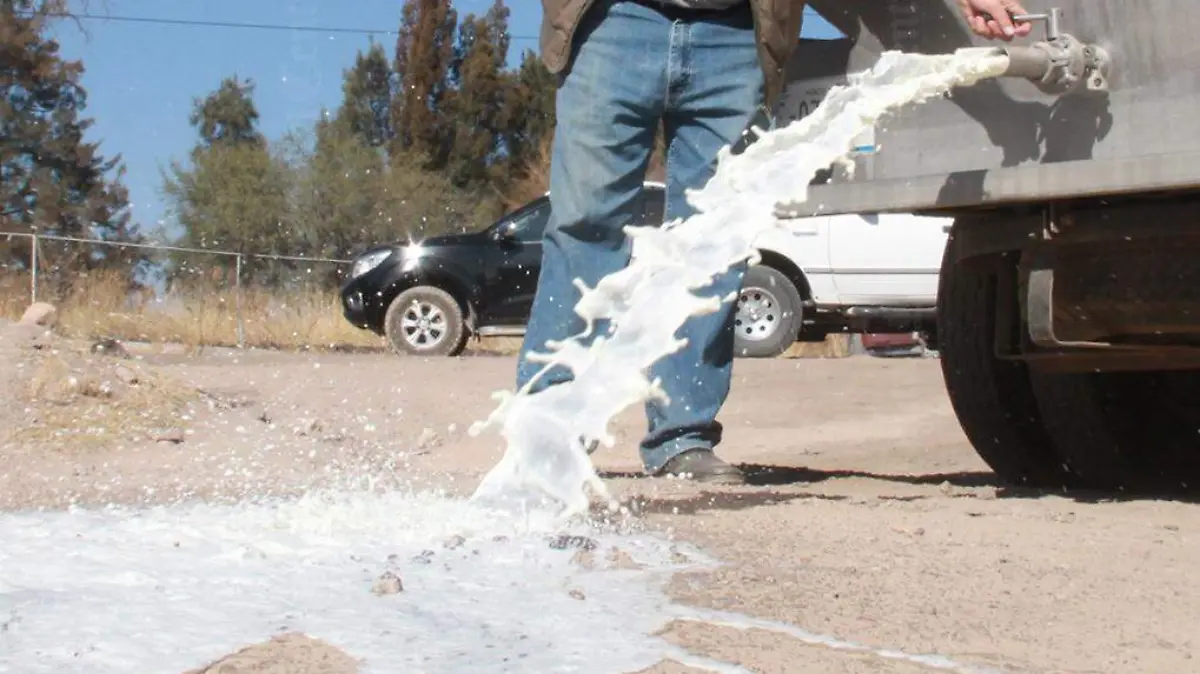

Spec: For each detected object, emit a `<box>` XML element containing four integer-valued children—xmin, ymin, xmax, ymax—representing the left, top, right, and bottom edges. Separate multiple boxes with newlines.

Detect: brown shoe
<box><xmin>655</xmin><ymin>448</ymin><xmax>745</xmax><ymax>485</ymax></box>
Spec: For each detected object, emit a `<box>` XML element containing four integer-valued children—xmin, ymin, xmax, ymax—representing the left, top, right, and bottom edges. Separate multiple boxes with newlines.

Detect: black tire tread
<box><xmin>1032</xmin><ymin>364</ymin><xmax>1200</xmax><ymax>495</ymax></box>
<box><xmin>936</xmin><ymin>227</ymin><xmax>1073</xmax><ymax>488</ymax></box>
<box><xmin>383</xmin><ymin>285</ymin><xmax>468</xmax><ymax>357</ymax></box>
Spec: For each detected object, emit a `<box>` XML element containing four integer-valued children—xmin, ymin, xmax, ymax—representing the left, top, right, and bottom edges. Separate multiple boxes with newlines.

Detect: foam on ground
<box><xmin>0</xmin><ymin>490</ymin><xmax>714</xmax><ymax>673</ymax></box>
<box><xmin>468</xmin><ymin>48</ymin><xmax>1010</xmax><ymax>517</ymax></box>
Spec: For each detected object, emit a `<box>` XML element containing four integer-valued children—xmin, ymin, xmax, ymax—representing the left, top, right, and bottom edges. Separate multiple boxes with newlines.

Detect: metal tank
<box><xmin>779</xmin><ymin>0</ymin><xmax>1195</xmax><ymax>216</ymax></box>
<box><xmin>770</xmin><ymin>2</ymin><xmax>1200</xmax><ymax>497</ymax></box>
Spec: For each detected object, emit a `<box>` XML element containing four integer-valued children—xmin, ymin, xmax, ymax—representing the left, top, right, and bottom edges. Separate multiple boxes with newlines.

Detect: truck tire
<box><xmin>1108</xmin><ymin>371</ymin><xmax>1200</xmax><ymax>492</ymax></box>
<box><xmin>383</xmin><ymin>285</ymin><xmax>468</xmax><ymax>357</ymax></box>
<box><xmin>1029</xmin><ymin>372</ymin><xmax>1135</xmax><ymax>491</ymax></box>
<box><xmin>1032</xmin><ymin>369</ymin><xmax>1200</xmax><ymax>494</ymax></box>
<box><xmin>936</xmin><ymin>228</ymin><xmax>1073</xmax><ymax>488</ymax></box>
<box><xmin>734</xmin><ymin>264</ymin><xmax>803</xmax><ymax>358</ymax></box>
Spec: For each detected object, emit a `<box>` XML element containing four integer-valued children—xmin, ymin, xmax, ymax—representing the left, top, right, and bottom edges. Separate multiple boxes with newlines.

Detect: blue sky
<box><xmin>50</xmin><ymin>1</ymin><xmax>843</xmax><ymax>238</ymax></box>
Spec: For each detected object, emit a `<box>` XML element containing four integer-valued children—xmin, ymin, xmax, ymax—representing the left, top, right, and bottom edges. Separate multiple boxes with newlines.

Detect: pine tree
<box><xmin>0</xmin><ymin>0</ymin><xmax>133</xmax><ymax>252</ymax></box>
<box><xmin>187</xmin><ymin>75</ymin><xmax>264</xmax><ymax>151</ymax></box>
<box><xmin>390</xmin><ymin>0</ymin><xmax>457</xmax><ymax>165</ymax></box>
<box><xmin>498</xmin><ymin>49</ymin><xmax>556</xmax><ymax>179</ymax></box>
<box><xmin>443</xmin><ymin>1</ymin><xmax>509</xmax><ymax>188</ymax></box>
<box><xmin>336</xmin><ymin>42</ymin><xmax>394</xmax><ymax>150</ymax></box>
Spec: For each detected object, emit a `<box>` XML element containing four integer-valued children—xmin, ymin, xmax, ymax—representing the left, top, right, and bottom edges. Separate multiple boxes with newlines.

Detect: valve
<box><xmin>994</xmin><ymin>7</ymin><xmax>1110</xmax><ymax>95</ymax></box>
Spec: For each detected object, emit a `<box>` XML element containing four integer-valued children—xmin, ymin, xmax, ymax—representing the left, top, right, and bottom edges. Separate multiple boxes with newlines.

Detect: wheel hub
<box><xmin>400</xmin><ymin>300</ymin><xmax>446</xmax><ymax>349</ymax></box>
<box><xmin>735</xmin><ymin>286</ymin><xmax>781</xmax><ymax>342</ymax></box>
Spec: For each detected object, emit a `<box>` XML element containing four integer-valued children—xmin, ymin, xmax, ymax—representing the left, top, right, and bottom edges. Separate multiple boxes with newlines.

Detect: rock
<box><xmin>372</xmin><ymin>571</ymin><xmax>404</xmax><ymax>596</ymax></box>
<box><xmin>415</xmin><ymin>427</ymin><xmax>442</xmax><ymax>450</ymax></box>
<box><xmin>547</xmin><ymin>534</ymin><xmax>597</xmax><ymax>551</ymax></box>
<box><xmin>293</xmin><ymin>418</ymin><xmax>322</xmax><ymax>436</ymax></box>
<box><xmin>184</xmin><ymin>633</ymin><xmax>358</xmax><ymax>674</ymax></box>
<box><xmin>63</xmin><ymin>376</ymin><xmax>82</xmax><ymax>393</ymax></box>
<box><xmin>90</xmin><ymin>338</ymin><xmax>130</xmax><ymax>359</ymax></box>
<box><xmin>668</xmin><ymin>547</ymin><xmax>691</xmax><ymax>565</ymax></box>
<box><xmin>570</xmin><ymin>549</ymin><xmax>596</xmax><ymax>570</ymax></box>
<box><xmin>28</xmin><ymin>331</ymin><xmax>55</xmax><ymax>350</ymax></box>
<box><xmin>19</xmin><ymin>302</ymin><xmax>57</xmax><ymax>328</ymax></box>
<box><xmin>568</xmin><ymin>588</ymin><xmax>586</xmax><ymax>601</ymax></box>
<box><xmin>442</xmin><ymin>534</ymin><xmax>466</xmax><ymax>550</ymax></box>
<box><xmin>607</xmin><ymin>548</ymin><xmax>644</xmax><ymax>570</ymax></box>
<box><xmin>113</xmin><ymin>366</ymin><xmax>139</xmax><ymax>385</ymax></box>
<box><xmin>151</xmin><ymin>428</ymin><xmax>185</xmax><ymax>444</ymax></box>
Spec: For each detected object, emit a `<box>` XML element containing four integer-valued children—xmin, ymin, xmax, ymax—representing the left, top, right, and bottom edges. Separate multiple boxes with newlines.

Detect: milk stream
<box><xmin>468</xmin><ymin>47</ymin><xmax>1010</xmax><ymax>518</ymax></box>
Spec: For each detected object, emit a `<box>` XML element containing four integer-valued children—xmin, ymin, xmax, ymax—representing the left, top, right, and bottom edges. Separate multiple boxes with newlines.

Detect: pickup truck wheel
<box><xmin>383</xmin><ymin>286</ymin><xmax>467</xmax><ymax>357</ymax></box>
<box><xmin>937</xmin><ymin>229</ymin><xmax>1073</xmax><ymax>488</ymax></box>
<box><xmin>734</xmin><ymin>265</ymin><xmax>802</xmax><ymax>358</ymax></box>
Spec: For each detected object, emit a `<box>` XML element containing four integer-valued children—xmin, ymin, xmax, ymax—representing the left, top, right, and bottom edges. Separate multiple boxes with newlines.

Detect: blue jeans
<box><xmin>516</xmin><ymin>0</ymin><xmax>764</xmax><ymax>473</ymax></box>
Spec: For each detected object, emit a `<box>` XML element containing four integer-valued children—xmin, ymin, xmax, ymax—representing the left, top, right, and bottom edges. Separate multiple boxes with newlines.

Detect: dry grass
<box><xmin>0</xmin><ymin>271</ymin><xmax>852</xmax><ymax>358</ymax></box>
<box><xmin>0</xmin><ymin>273</ymin><xmax>28</xmax><ymax>321</ymax></box>
<box><xmin>14</xmin><ymin>347</ymin><xmax>199</xmax><ymax>451</ymax></box>
<box><xmin>0</xmin><ymin>270</ymin><xmax>383</xmax><ymax>351</ymax></box>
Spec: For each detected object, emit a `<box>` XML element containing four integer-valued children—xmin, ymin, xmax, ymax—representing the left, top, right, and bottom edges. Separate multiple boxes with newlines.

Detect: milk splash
<box><xmin>468</xmin><ymin>48</ymin><xmax>1010</xmax><ymax>518</ymax></box>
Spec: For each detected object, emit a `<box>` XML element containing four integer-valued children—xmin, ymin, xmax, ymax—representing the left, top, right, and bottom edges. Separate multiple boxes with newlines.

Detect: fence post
<box><xmin>234</xmin><ymin>253</ymin><xmax>245</xmax><ymax>348</ymax></box>
<box><xmin>30</xmin><ymin>233</ymin><xmax>38</xmax><ymax>304</ymax></box>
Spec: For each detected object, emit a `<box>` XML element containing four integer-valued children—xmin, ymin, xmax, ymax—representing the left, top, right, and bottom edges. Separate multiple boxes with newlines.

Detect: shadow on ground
<box><xmin>600</xmin><ymin>464</ymin><xmax>1200</xmax><ymax>508</ymax></box>
<box><xmin>626</xmin><ymin>490</ymin><xmax>847</xmax><ymax>516</ymax></box>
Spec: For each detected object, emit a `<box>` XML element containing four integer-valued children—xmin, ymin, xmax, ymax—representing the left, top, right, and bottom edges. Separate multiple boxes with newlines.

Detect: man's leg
<box><xmin>639</xmin><ymin>4</ymin><xmax>765</xmax><ymax>480</ymax></box>
<box><xmin>516</xmin><ymin>0</ymin><xmax>670</xmax><ymax>393</ymax></box>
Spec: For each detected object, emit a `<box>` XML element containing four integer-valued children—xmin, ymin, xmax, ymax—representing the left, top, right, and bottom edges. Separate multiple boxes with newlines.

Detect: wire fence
<box><xmin>1</xmin><ymin>232</ymin><xmax>378</xmax><ymax>350</ymax></box>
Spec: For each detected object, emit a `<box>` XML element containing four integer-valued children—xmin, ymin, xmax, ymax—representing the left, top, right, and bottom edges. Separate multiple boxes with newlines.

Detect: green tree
<box><xmin>390</xmin><ymin>0</ymin><xmax>457</xmax><ymax>165</ymax></box>
<box><xmin>336</xmin><ymin>42</ymin><xmax>394</xmax><ymax>150</ymax></box>
<box><xmin>379</xmin><ymin>149</ymin><xmax>492</xmax><ymax>240</ymax></box>
<box><xmin>498</xmin><ymin>49</ymin><xmax>557</xmax><ymax>180</ymax></box>
<box><xmin>443</xmin><ymin>0</ymin><xmax>509</xmax><ymax>188</ymax></box>
<box><xmin>290</xmin><ymin>55</ymin><xmax>487</xmax><ymax>286</ymax></box>
<box><xmin>164</xmin><ymin>76</ymin><xmax>292</xmax><ymax>285</ymax></box>
<box><xmin>291</xmin><ymin>115</ymin><xmax>388</xmax><ymax>260</ymax></box>
<box><xmin>188</xmin><ymin>75</ymin><xmax>264</xmax><ymax>150</ymax></box>
<box><xmin>165</xmin><ymin>143</ymin><xmax>291</xmax><ymax>255</ymax></box>
<box><xmin>0</xmin><ymin>0</ymin><xmax>135</xmax><ymax>274</ymax></box>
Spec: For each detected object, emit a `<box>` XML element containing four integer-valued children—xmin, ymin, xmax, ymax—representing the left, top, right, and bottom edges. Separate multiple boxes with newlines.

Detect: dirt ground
<box><xmin>2</xmin><ymin>322</ymin><xmax>1198</xmax><ymax>674</ymax></box>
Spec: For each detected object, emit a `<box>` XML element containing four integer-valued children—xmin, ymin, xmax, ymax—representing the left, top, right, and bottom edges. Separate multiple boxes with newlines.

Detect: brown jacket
<box><xmin>540</xmin><ymin>0</ymin><xmax>806</xmax><ymax>108</ymax></box>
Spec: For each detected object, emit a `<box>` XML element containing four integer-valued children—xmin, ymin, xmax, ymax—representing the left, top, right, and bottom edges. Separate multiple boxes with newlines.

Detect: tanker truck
<box><xmin>777</xmin><ymin>1</ymin><xmax>1199</xmax><ymax>493</ymax></box>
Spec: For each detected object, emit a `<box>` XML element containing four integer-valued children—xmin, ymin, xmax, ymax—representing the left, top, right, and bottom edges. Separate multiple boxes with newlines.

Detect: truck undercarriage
<box><xmin>785</xmin><ymin>1</ymin><xmax>1200</xmax><ymax>493</ymax></box>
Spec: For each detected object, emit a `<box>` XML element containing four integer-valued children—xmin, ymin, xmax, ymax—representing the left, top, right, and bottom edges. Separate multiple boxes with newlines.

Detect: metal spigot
<box><xmin>995</xmin><ymin>7</ymin><xmax>1110</xmax><ymax>95</ymax></box>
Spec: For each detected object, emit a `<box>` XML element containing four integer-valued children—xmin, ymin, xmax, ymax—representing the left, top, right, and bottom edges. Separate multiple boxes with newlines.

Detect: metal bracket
<box><xmin>1024</xmin><ymin>265</ymin><xmax>1112</xmax><ymax>349</ymax></box>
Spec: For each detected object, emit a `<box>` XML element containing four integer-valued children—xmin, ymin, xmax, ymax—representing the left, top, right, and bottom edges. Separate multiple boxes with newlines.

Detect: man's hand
<box><xmin>957</xmin><ymin>0</ymin><xmax>1034</xmax><ymax>41</ymax></box>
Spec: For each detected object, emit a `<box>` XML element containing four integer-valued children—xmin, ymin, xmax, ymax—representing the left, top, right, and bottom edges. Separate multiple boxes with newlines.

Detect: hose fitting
<box><xmin>994</xmin><ymin>8</ymin><xmax>1111</xmax><ymax>96</ymax></box>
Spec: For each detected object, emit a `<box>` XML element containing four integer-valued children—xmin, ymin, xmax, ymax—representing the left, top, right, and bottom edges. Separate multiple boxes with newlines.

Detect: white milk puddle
<box><xmin>0</xmin><ymin>491</ymin><xmax>711</xmax><ymax>673</ymax></box>
<box><xmin>0</xmin><ymin>490</ymin><xmax>1006</xmax><ymax>674</ymax></box>
<box><xmin>468</xmin><ymin>47</ymin><xmax>1011</xmax><ymax>517</ymax></box>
